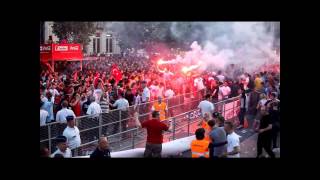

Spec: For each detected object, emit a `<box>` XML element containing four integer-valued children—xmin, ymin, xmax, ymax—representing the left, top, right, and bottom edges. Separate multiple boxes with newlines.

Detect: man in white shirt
<box><xmin>224</xmin><ymin>121</ymin><xmax>241</xmax><ymax>158</ymax></box>
<box><xmin>194</xmin><ymin>77</ymin><xmax>205</xmax><ymax>91</ymax></box>
<box><xmin>111</xmin><ymin>93</ymin><xmax>129</xmax><ymax>111</ymax></box>
<box><xmin>164</xmin><ymin>86</ymin><xmax>175</xmax><ymax>117</ymax></box>
<box><xmin>141</xmin><ymin>81</ymin><xmax>150</xmax><ymax>103</ymax></box>
<box><xmin>149</xmin><ymin>81</ymin><xmax>159</xmax><ymax>101</ymax></box>
<box><xmin>219</xmin><ymin>81</ymin><xmax>231</xmax><ymax>100</ymax></box>
<box><xmin>63</xmin><ymin>116</ymin><xmax>81</xmax><ymax>151</ymax></box>
<box><xmin>140</xmin><ymin>81</ymin><xmax>150</xmax><ymax>121</ymax></box>
<box><xmin>49</xmin><ymin>84</ymin><xmax>60</xmax><ymax>103</ymax></box>
<box><xmin>164</xmin><ymin>87</ymin><xmax>175</xmax><ymax>99</ymax></box>
<box><xmin>110</xmin><ymin>93</ymin><xmax>129</xmax><ymax>134</ymax></box>
<box><xmin>56</xmin><ymin>100</ymin><xmax>76</xmax><ymax>123</ymax></box>
<box><xmin>50</xmin><ymin>135</ymin><xmax>72</xmax><ymax>158</ymax></box>
<box><xmin>198</xmin><ymin>94</ymin><xmax>214</xmax><ymax>118</ymax></box>
<box><xmin>93</xmin><ymin>88</ymin><xmax>103</xmax><ymax>103</ymax></box>
<box><xmin>87</xmin><ymin>96</ymin><xmax>102</xmax><ymax>115</ymax></box>
<box><xmin>216</xmin><ymin>71</ymin><xmax>225</xmax><ymax>83</ymax></box>
<box><xmin>40</xmin><ymin>101</ymin><xmax>49</xmax><ymax>126</ymax></box>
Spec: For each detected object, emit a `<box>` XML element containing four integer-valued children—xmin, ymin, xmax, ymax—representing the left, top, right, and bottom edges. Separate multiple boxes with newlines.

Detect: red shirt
<box><xmin>141</xmin><ymin>119</ymin><xmax>169</xmax><ymax>144</ymax></box>
<box><xmin>72</xmin><ymin>101</ymin><xmax>81</xmax><ymax>117</ymax></box>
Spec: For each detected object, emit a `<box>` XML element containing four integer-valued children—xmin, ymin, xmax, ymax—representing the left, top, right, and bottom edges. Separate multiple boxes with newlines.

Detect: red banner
<box><xmin>111</xmin><ymin>64</ymin><xmax>122</xmax><ymax>82</ymax></box>
<box><xmin>40</xmin><ymin>44</ymin><xmax>83</xmax><ymax>62</ymax></box>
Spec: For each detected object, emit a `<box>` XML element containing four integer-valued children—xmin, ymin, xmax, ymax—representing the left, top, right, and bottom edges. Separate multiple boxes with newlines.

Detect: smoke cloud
<box><xmin>170</xmin><ymin>22</ymin><xmax>280</xmax><ymax>74</ymax></box>
<box><xmin>104</xmin><ymin>22</ymin><xmax>280</xmax><ymax>74</ymax></box>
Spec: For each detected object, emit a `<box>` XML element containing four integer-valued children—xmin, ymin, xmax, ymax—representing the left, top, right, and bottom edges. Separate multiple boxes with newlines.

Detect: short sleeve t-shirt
<box><xmin>227</xmin><ymin>132</ymin><xmax>241</xmax><ymax>158</ymax></box>
<box><xmin>141</xmin><ymin>119</ymin><xmax>169</xmax><ymax>144</ymax></box>
<box><xmin>198</xmin><ymin>100</ymin><xmax>214</xmax><ymax>117</ymax></box>
<box><xmin>210</xmin><ymin>127</ymin><xmax>227</xmax><ymax>157</ymax></box>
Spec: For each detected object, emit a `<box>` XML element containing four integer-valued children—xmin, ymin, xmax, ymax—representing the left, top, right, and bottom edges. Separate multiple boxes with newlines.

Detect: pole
<box><xmin>172</xmin><ymin>117</ymin><xmax>176</xmax><ymax>140</ymax></box>
<box><xmin>99</xmin><ymin>113</ymin><xmax>102</xmax><ymax>137</ymax></box>
<box><xmin>48</xmin><ymin>125</ymin><xmax>52</xmax><ymax>153</ymax></box>
<box><xmin>187</xmin><ymin>112</ymin><xmax>191</xmax><ymax>136</ymax></box>
<box><xmin>51</xmin><ymin>59</ymin><xmax>55</xmax><ymax>72</ymax></box>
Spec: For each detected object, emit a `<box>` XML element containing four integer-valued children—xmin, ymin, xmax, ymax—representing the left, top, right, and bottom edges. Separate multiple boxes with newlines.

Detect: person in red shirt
<box><xmin>135</xmin><ymin>111</ymin><xmax>173</xmax><ymax>158</ymax></box>
<box><xmin>70</xmin><ymin>93</ymin><xmax>81</xmax><ymax>117</ymax></box>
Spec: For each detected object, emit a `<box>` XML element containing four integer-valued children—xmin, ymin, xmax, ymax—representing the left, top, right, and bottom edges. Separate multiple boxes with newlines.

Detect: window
<box><xmin>106</xmin><ymin>38</ymin><xmax>109</xmax><ymax>53</ymax></box>
<box><xmin>93</xmin><ymin>38</ymin><xmax>96</xmax><ymax>54</ymax></box>
<box><xmin>110</xmin><ymin>38</ymin><xmax>113</xmax><ymax>53</ymax></box>
<box><xmin>97</xmin><ymin>38</ymin><xmax>100</xmax><ymax>53</ymax></box>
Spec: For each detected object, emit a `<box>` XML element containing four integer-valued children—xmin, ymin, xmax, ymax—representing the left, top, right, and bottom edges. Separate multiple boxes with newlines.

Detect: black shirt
<box><xmin>82</xmin><ymin>100</ymin><xmax>91</xmax><ymax>115</ymax></box>
<box><xmin>125</xmin><ymin>93</ymin><xmax>135</xmax><ymax>106</ymax></box>
<box><xmin>90</xmin><ymin>147</ymin><xmax>111</xmax><ymax>158</ymax></box>
<box><xmin>259</xmin><ymin>114</ymin><xmax>272</xmax><ymax>136</ymax></box>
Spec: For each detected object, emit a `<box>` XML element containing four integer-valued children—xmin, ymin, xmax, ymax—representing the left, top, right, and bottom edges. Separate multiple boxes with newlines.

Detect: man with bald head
<box><xmin>152</xmin><ymin>96</ymin><xmax>168</xmax><ymax>121</ymax></box>
<box><xmin>90</xmin><ymin>136</ymin><xmax>111</xmax><ymax>158</ymax></box>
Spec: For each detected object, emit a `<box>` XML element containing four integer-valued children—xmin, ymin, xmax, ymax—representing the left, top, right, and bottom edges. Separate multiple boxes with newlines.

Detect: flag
<box><xmin>111</xmin><ymin>64</ymin><xmax>122</xmax><ymax>82</ymax></box>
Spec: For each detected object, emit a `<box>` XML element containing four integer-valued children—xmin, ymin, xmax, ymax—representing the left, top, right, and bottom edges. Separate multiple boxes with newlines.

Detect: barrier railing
<box><xmin>40</xmin><ymin>89</ymin><xmax>243</xmax><ymax>156</ymax></box>
<box><xmin>40</xmin><ymin>89</ymin><xmax>206</xmax><ymax>154</ymax></box>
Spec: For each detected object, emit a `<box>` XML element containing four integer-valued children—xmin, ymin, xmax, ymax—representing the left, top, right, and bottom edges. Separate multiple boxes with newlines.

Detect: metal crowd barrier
<box><xmin>40</xmin><ymin>89</ymin><xmax>243</xmax><ymax>156</ymax></box>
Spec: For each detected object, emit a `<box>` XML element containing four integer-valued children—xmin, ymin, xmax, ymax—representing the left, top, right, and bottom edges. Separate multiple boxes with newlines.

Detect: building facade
<box><xmin>40</xmin><ymin>21</ymin><xmax>60</xmax><ymax>44</ymax></box>
<box><xmin>86</xmin><ymin>31</ymin><xmax>121</xmax><ymax>55</ymax></box>
<box><xmin>40</xmin><ymin>21</ymin><xmax>121</xmax><ymax>55</ymax></box>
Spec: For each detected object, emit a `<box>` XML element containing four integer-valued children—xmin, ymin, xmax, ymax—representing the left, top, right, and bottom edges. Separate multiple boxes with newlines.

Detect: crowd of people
<box><xmin>193</xmin><ymin>70</ymin><xmax>280</xmax><ymax>158</ymax></box>
<box><xmin>40</xmin><ymin>52</ymin><xmax>280</xmax><ymax>158</ymax></box>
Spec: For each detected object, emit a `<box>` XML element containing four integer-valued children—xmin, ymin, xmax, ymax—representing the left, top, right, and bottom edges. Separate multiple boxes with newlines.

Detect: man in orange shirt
<box><xmin>190</xmin><ymin>128</ymin><xmax>210</xmax><ymax>158</ymax></box>
<box><xmin>198</xmin><ymin>112</ymin><xmax>212</xmax><ymax>141</ymax></box>
<box><xmin>152</xmin><ymin>96</ymin><xmax>168</xmax><ymax>121</ymax></box>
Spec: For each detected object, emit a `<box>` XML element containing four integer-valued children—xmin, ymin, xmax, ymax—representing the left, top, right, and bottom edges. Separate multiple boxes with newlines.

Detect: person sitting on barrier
<box><xmin>90</xmin><ymin>136</ymin><xmax>111</xmax><ymax>159</ymax></box>
<box><xmin>152</xmin><ymin>96</ymin><xmax>168</xmax><ymax>121</ymax></box>
<box><xmin>207</xmin><ymin>120</ymin><xmax>227</xmax><ymax>158</ymax></box>
<box><xmin>56</xmin><ymin>100</ymin><xmax>76</xmax><ymax>123</ymax></box>
<box><xmin>190</xmin><ymin>128</ymin><xmax>210</xmax><ymax>158</ymax></box>
<box><xmin>63</xmin><ymin>115</ymin><xmax>81</xmax><ymax>154</ymax></box>
<box><xmin>134</xmin><ymin>111</ymin><xmax>173</xmax><ymax>158</ymax></box>
<box><xmin>50</xmin><ymin>135</ymin><xmax>72</xmax><ymax>158</ymax></box>
<box><xmin>198</xmin><ymin>94</ymin><xmax>214</xmax><ymax>119</ymax></box>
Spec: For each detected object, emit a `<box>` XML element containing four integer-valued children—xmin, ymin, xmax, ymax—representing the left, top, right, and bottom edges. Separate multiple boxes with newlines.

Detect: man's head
<box><xmin>46</xmin><ymin>92</ymin><xmax>52</xmax><ymax>99</ymax></box>
<box><xmin>223</xmin><ymin>81</ymin><xmax>228</xmax><ymax>86</ymax></box>
<box><xmin>66</xmin><ymin>115</ymin><xmax>75</xmax><ymax>128</ymax></box>
<box><xmin>212</xmin><ymin>112</ymin><xmax>220</xmax><ymax>119</ymax></box>
<box><xmin>118</xmin><ymin>92</ymin><xmax>124</xmax><ymax>98</ymax></box>
<box><xmin>205</xmin><ymin>94</ymin><xmax>211</xmax><ymax>100</ymax></box>
<box><xmin>270</xmin><ymin>92</ymin><xmax>277</xmax><ymax>100</ymax></box>
<box><xmin>55</xmin><ymin>135</ymin><xmax>68</xmax><ymax>152</ymax></box>
<box><xmin>195</xmin><ymin>128</ymin><xmax>205</xmax><ymax>140</ymax></box>
<box><xmin>203</xmin><ymin>112</ymin><xmax>212</xmax><ymax>122</ymax></box>
<box><xmin>62</xmin><ymin>100</ymin><xmax>68</xmax><ymax>108</ymax></box>
<box><xmin>224</xmin><ymin>121</ymin><xmax>234</xmax><ymax>134</ymax></box>
<box><xmin>157</xmin><ymin>96</ymin><xmax>162</xmax><ymax>103</ymax></box>
<box><xmin>260</xmin><ymin>93</ymin><xmax>267</xmax><ymax>99</ymax></box>
<box><xmin>40</xmin><ymin>146</ymin><xmax>50</xmax><ymax>158</ymax></box>
<box><xmin>141</xmin><ymin>80</ymin><xmax>147</xmax><ymax>88</ymax></box>
<box><xmin>152</xmin><ymin>111</ymin><xmax>160</xmax><ymax>120</ymax></box>
<box><xmin>90</xmin><ymin>96</ymin><xmax>96</xmax><ymax>103</ymax></box>
<box><xmin>207</xmin><ymin>120</ymin><xmax>216</xmax><ymax>129</ymax></box>
<box><xmin>98</xmin><ymin>136</ymin><xmax>109</xmax><ymax>151</ymax></box>
<box><xmin>213</xmin><ymin>112</ymin><xmax>224</xmax><ymax>124</ymax></box>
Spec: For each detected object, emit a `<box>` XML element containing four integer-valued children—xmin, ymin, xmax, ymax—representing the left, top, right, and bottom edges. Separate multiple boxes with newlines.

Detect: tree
<box><xmin>52</xmin><ymin>22</ymin><xmax>97</xmax><ymax>52</ymax></box>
